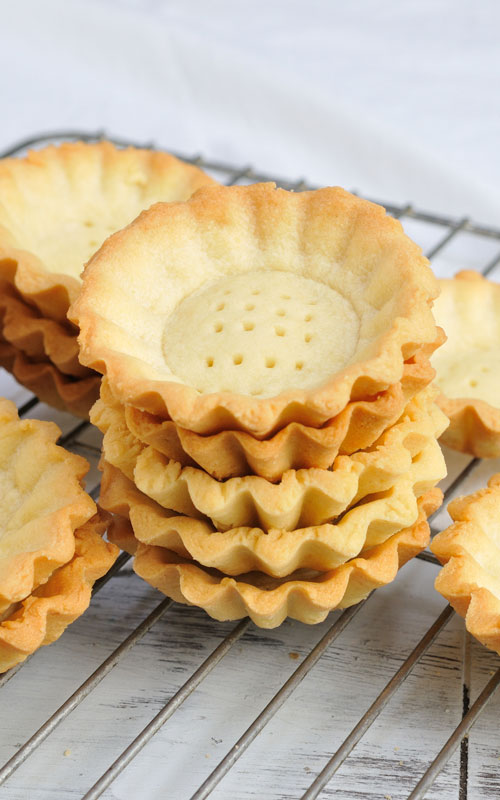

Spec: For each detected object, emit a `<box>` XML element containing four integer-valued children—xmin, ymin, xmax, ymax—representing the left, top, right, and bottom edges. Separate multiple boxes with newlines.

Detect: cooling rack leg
<box><xmin>459</xmin><ymin>631</ymin><xmax>472</xmax><ymax>800</ymax></box>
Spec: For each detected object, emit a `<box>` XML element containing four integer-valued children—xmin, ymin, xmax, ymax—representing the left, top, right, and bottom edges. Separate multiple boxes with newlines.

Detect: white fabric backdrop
<box><xmin>1</xmin><ymin>0</ymin><xmax>499</xmax><ymax>223</ymax></box>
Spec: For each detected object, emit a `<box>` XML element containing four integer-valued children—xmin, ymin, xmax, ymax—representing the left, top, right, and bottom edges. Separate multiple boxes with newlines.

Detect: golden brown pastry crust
<box><xmin>0</xmin><ymin>342</ymin><xmax>100</xmax><ymax>419</ymax></box>
<box><xmin>108</xmin><ymin>490</ymin><xmax>441</xmax><ymax>628</ymax></box>
<box><xmin>0</xmin><ymin>398</ymin><xmax>97</xmax><ymax>613</ymax></box>
<box><xmin>133</xmin><ymin>437</ymin><xmax>444</xmax><ymax>532</ymax></box>
<box><xmin>433</xmin><ymin>271</ymin><xmax>500</xmax><ymax>458</ymax></box>
<box><xmin>95</xmin><ymin>381</ymin><xmax>447</xmax><ymax>533</ymax></box>
<box><xmin>437</xmin><ymin>395</ymin><xmax>500</xmax><ymax>458</ymax></box>
<box><xmin>0</xmin><ymin>141</ymin><xmax>217</xmax><ymax>323</ymax></box>
<box><xmin>99</xmin><ymin>428</ymin><xmax>445</xmax><ymax>576</ymax></box>
<box><xmin>0</xmin><ymin>512</ymin><xmax>118</xmax><ymax>672</ymax></box>
<box><xmin>123</xmin><ymin>336</ymin><xmax>442</xmax><ymax>480</ymax></box>
<box><xmin>71</xmin><ymin>183</ymin><xmax>439</xmax><ymax>436</ymax></box>
<box><xmin>431</xmin><ymin>473</ymin><xmax>500</xmax><ymax>654</ymax></box>
<box><xmin>0</xmin><ymin>281</ymin><xmax>89</xmax><ymax>377</ymax></box>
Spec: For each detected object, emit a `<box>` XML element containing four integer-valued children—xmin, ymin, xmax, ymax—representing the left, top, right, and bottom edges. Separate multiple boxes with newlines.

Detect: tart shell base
<box><xmin>109</xmin><ymin>489</ymin><xmax>442</xmax><ymax>628</ymax></box>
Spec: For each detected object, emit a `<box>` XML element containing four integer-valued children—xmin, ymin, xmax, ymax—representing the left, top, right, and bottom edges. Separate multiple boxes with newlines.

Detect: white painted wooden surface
<box><xmin>0</xmin><ymin>167</ymin><xmax>500</xmax><ymax>800</ymax></box>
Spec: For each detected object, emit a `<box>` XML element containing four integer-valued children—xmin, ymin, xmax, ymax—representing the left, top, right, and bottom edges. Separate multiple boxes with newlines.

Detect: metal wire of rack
<box><xmin>0</xmin><ymin>131</ymin><xmax>500</xmax><ymax>800</ymax></box>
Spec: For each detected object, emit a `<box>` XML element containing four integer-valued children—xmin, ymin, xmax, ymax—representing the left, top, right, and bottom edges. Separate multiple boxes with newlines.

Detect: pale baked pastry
<box><xmin>0</xmin><ymin>398</ymin><xmax>96</xmax><ymax>614</ymax></box>
<box><xmin>432</xmin><ymin>271</ymin><xmax>500</xmax><ymax>457</ymax></box>
<box><xmin>108</xmin><ymin>490</ymin><xmax>441</xmax><ymax>627</ymax></box>
<box><xmin>0</xmin><ymin>142</ymin><xmax>217</xmax><ymax>323</ymax></box>
<box><xmin>99</xmin><ymin>430</ymin><xmax>446</xmax><ymax>576</ymax></box>
<box><xmin>71</xmin><ymin>183</ymin><xmax>439</xmax><ymax>436</ymax></box>
<box><xmin>94</xmin><ymin>387</ymin><xmax>447</xmax><ymax>531</ymax></box>
<box><xmin>0</xmin><ymin>512</ymin><xmax>118</xmax><ymax>672</ymax></box>
<box><xmin>0</xmin><ymin>282</ymin><xmax>89</xmax><ymax>377</ymax></box>
<box><xmin>121</xmin><ymin>337</ymin><xmax>442</xmax><ymax>480</ymax></box>
<box><xmin>134</xmin><ymin>437</ymin><xmax>443</xmax><ymax>531</ymax></box>
<box><xmin>0</xmin><ymin>342</ymin><xmax>100</xmax><ymax>419</ymax></box>
<box><xmin>431</xmin><ymin>474</ymin><xmax>500</xmax><ymax>654</ymax></box>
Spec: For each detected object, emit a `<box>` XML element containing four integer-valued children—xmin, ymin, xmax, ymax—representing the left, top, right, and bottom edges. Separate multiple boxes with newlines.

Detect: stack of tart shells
<box><xmin>0</xmin><ymin>142</ymin><xmax>216</xmax><ymax>417</ymax></box>
<box><xmin>71</xmin><ymin>181</ymin><xmax>449</xmax><ymax>628</ymax></box>
<box><xmin>0</xmin><ymin>398</ymin><xmax>118</xmax><ymax>672</ymax></box>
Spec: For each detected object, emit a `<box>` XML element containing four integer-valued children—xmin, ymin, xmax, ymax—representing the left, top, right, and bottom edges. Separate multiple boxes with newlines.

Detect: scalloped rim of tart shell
<box><xmin>94</xmin><ymin>387</ymin><xmax>447</xmax><ymax>534</ymax></box>
<box><xmin>71</xmin><ymin>182</ymin><xmax>439</xmax><ymax>436</ymax></box>
<box><xmin>108</xmin><ymin>489</ymin><xmax>441</xmax><ymax>628</ymax></box>
<box><xmin>98</xmin><ymin>423</ymin><xmax>446</xmax><ymax>577</ymax></box>
<box><xmin>0</xmin><ymin>512</ymin><xmax>118</xmax><ymax>672</ymax></box>
<box><xmin>119</xmin><ymin>333</ymin><xmax>442</xmax><ymax>481</ymax></box>
<box><xmin>431</xmin><ymin>473</ymin><xmax>500</xmax><ymax>654</ymax></box>
<box><xmin>0</xmin><ymin>141</ymin><xmax>217</xmax><ymax>322</ymax></box>
<box><xmin>432</xmin><ymin>270</ymin><xmax>500</xmax><ymax>458</ymax></box>
<box><xmin>0</xmin><ymin>398</ymin><xmax>97</xmax><ymax>612</ymax></box>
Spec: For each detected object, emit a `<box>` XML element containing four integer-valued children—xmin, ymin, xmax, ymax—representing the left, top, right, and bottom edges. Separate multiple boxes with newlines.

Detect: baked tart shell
<box><xmin>122</xmin><ymin>334</ymin><xmax>443</xmax><ymax>481</ymax></box>
<box><xmin>0</xmin><ymin>342</ymin><xmax>100</xmax><ymax>419</ymax></box>
<box><xmin>433</xmin><ymin>271</ymin><xmax>500</xmax><ymax>458</ymax></box>
<box><xmin>108</xmin><ymin>490</ymin><xmax>441</xmax><ymax>628</ymax></box>
<box><xmin>431</xmin><ymin>473</ymin><xmax>500</xmax><ymax>654</ymax></box>
<box><xmin>71</xmin><ymin>183</ymin><xmax>439</xmax><ymax>436</ymax></box>
<box><xmin>0</xmin><ymin>512</ymin><xmax>118</xmax><ymax>672</ymax></box>
<box><xmin>0</xmin><ymin>398</ymin><xmax>97</xmax><ymax>613</ymax></box>
<box><xmin>0</xmin><ymin>142</ymin><xmax>216</xmax><ymax>322</ymax></box>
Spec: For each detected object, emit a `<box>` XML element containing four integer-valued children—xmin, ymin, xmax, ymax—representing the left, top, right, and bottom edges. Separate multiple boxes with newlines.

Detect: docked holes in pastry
<box><xmin>71</xmin><ymin>183</ymin><xmax>439</xmax><ymax>435</ymax></box>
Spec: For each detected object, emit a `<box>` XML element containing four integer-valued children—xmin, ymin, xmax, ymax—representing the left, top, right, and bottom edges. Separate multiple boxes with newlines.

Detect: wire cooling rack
<box><xmin>1</xmin><ymin>131</ymin><xmax>500</xmax><ymax>800</ymax></box>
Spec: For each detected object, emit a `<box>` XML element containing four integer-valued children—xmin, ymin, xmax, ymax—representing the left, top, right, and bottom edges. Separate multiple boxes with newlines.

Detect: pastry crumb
<box><xmin>289</xmin><ymin>652</ymin><xmax>300</xmax><ymax>660</ymax></box>
<box><xmin>63</xmin><ymin>749</ymin><xmax>71</xmax><ymax>757</ymax></box>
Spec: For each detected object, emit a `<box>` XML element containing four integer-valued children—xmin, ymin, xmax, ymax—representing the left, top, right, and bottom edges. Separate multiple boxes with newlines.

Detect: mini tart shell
<box><xmin>99</xmin><ymin>428</ymin><xmax>446</xmax><ymax>577</ymax></box>
<box><xmin>0</xmin><ymin>342</ymin><xmax>100</xmax><ymax>419</ymax></box>
<box><xmin>0</xmin><ymin>511</ymin><xmax>118</xmax><ymax>672</ymax></box>
<box><xmin>431</xmin><ymin>473</ymin><xmax>500</xmax><ymax>654</ymax></box>
<box><xmin>71</xmin><ymin>183</ymin><xmax>439</xmax><ymax>436</ymax></box>
<box><xmin>122</xmin><ymin>334</ymin><xmax>442</xmax><ymax>481</ymax></box>
<box><xmin>433</xmin><ymin>271</ymin><xmax>500</xmax><ymax>458</ymax></box>
<box><xmin>437</xmin><ymin>396</ymin><xmax>500</xmax><ymax>459</ymax></box>
<box><xmin>0</xmin><ymin>398</ymin><xmax>97</xmax><ymax>613</ymax></box>
<box><xmin>94</xmin><ymin>387</ymin><xmax>447</xmax><ymax>533</ymax></box>
<box><xmin>0</xmin><ymin>141</ymin><xmax>217</xmax><ymax>323</ymax></box>
<box><xmin>0</xmin><ymin>281</ymin><xmax>90</xmax><ymax>377</ymax></box>
<box><xmin>108</xmin><ymin>490</ymin><xmax>441</xmax><ymax>628</ymax></box>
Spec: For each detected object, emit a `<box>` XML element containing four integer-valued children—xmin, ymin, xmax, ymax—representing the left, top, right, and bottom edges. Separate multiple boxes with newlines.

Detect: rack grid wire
<box><xmin>1</xmin><ymin>131</ymin><xmax>500</xmax><ymax>800</ymax></box>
